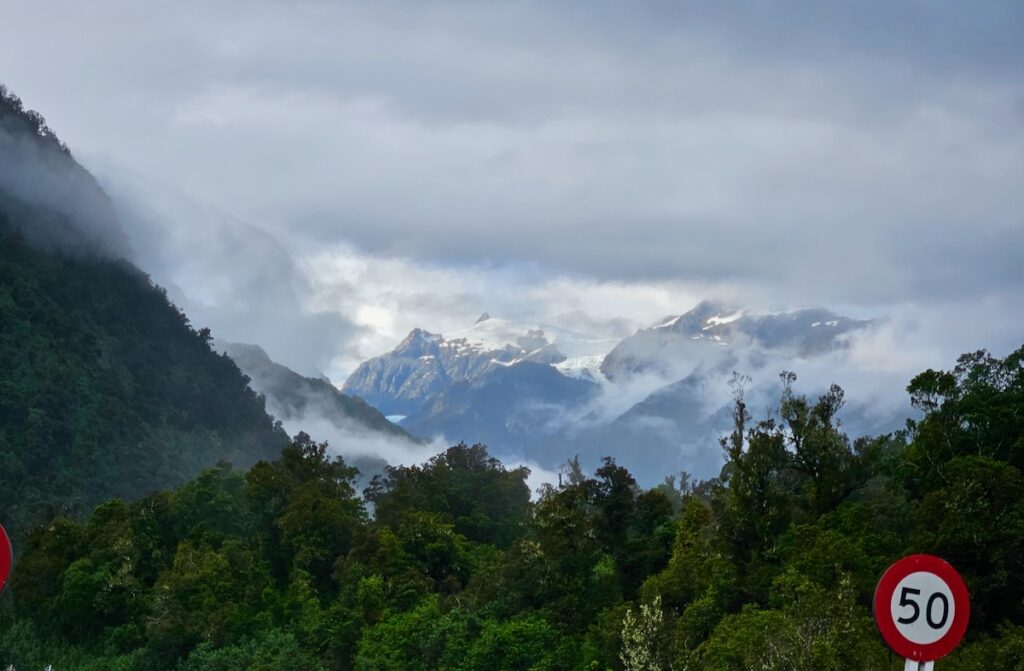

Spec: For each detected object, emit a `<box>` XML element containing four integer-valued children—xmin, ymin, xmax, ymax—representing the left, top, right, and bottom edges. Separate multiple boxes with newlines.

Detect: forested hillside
<box><xmin>0</xmin><ymin>226</ymin><xmax>288</xmax><ymax>535</ymax></box>
<box><xmin>1</xmin><ymin>348</ymin><xmax>1020</xmax><ymax>670</ymax></box>
<box><xmin>220</xmin><ymin>341</ymin><xmax>416</xmax><ymax>442</ymax></box>
<box><xmin>0</xmin><ymin>86</ymin><xmax>288</xmax><ymax>535</ymax></box>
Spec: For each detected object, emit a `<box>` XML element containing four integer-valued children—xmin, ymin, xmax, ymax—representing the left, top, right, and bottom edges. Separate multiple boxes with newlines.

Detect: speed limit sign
<box><xmin>874</xmin><ymin>554</ymin><xmax>970</xmax><ymax>667</ymax></box>
<box><xmin>0</xmin><ymin>523</ymin><xmax>11</xmax><ymax>594</ymax></box>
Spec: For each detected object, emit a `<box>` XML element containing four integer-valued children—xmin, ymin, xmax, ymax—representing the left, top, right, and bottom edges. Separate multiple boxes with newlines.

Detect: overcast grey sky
<box><xmin>1</xmin><ymin>1</ymin><xmax>1022</xmax><ymax>378</ymax></box>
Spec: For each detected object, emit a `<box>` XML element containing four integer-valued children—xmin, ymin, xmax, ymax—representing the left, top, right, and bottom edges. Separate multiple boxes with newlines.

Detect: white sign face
<box><xmin>889</xmin><ymin>571</ymin><xmax>956</xmax><ymax>645</ymax></box>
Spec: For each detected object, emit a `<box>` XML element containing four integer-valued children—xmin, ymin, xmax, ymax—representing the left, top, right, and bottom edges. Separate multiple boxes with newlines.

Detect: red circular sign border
<box><xmin>873</xmin><ymin>554</ymin><xmax>970</xmax><ymax>661</ymax></box>
<box><xmin>0</xmin><ymin>523</ymin><xmax>11</xmax><ymax>594</ymax></box>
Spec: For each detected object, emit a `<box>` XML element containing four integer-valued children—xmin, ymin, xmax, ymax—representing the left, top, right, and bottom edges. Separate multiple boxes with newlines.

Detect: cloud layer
<box><xmin>1</xmin><ymin>1</ymin><xmax>1020</xmax><ymax>389</ymax></box>
<box><xmin>3</xmin><ymin>2</ymin><xmax>1023</xmax><ymax>297</ymax></box>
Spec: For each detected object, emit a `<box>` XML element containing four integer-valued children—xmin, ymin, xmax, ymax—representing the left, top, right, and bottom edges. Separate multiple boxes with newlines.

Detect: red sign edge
<box><xmin>873</xmin><ymin>554</ymin><xmax>970</xmax><ymax>661</ymax></box>
<box><xmin>0</xmin><ymin>523</ymin><xmax>11</xmax><ymax>594</ymax></box>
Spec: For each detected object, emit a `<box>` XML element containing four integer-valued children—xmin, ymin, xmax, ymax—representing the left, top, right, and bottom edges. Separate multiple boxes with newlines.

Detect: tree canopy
<box><xmin>1</xmin><ymin>346</ymin><xmax>1022</xmax><ymax>669</ymax></box>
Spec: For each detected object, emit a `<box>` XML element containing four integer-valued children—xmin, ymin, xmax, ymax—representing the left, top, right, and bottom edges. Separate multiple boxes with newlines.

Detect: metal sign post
<box><xmin>874</xmin><ymin>554</ymin><xmax>970</xmax><ymax>668</ymax></box>
<box><xmin>904</xmin><ymin>662</ymin><xmax>934</xmax><ymax>671</ymax></box>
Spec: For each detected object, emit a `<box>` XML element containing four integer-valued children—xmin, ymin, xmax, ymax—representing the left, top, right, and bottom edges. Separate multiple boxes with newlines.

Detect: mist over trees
<box><xmin>0</xmin><ymin>85</ymin><xmax>129</xmax><ymax>258</ymax></box>
<box><xmin>0</xmin><ymin>222</ymin><xmax>289</xmax><ymax>538</ymax></box>
<box><xmin>1</xmin><ymin>82</ymin><xmax>290</xmax><ymax>538</ymax></box>
<box><xmin>2</xmin><ymin>347</ymin><xmax>1022</xmax><ymax>670</ymax></box>
<box><xmin>0</xmin><ymin>85</ymin><xmax>69</xmax><ymax>155</ymax></box>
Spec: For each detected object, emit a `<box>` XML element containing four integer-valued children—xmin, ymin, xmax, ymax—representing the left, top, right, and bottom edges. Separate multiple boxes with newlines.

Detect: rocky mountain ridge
<box><xmin>342</xmin><ymin>315</ymin><xmax>616</xmax><ymax>416</ymax></box>
<box><xmin>340</xmin><ymin>301</ymin><xmax>882</xmax><ymax>483</ymax></box>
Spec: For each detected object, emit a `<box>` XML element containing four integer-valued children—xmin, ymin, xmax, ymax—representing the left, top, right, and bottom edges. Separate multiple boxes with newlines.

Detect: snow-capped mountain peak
<box><xmin>704</xmin><ymin>309</ymin><xmax>744</xmax><ymax>327</ymax></box>
<box><xmin>601</xmin><ymin>300</ymin><xmax>871</xmax><ymax>380</ymax></box>
<box><xmin>343</xmin><ymin>316</ymin><xmax>616</xmax><ymax>415</ymax></box>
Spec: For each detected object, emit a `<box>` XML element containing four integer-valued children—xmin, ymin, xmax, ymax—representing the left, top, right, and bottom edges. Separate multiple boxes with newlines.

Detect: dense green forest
<box><xmin>1</xmin><ymin>347</ymin><xmax>1021</xmax><ymax>670</ymax></box>
<box><xmin>0</xmin><ymin>224</ymin><xmax>288</xmax><ymax>535</ymax></box>
<box><xmin>0</xmin><ymin>85</ymin><xmax>288</xmax><ymax>537</ymax></box>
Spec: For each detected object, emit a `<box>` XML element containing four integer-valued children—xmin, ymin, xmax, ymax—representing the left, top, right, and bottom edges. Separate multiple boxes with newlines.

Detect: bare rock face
<box><xmin>342</xmin><ymin>318</ymin><xmax>592</xmax><ymax>416</ymax></box>
<box><xmin>341</xmin><ymin>318</ymin><xmax>606</xmax><ymax>449</ymax></box>
<box><xmin>343</xmin><ymin>328</ymin><xmax>517</xmax><ymax>415</ymax></box>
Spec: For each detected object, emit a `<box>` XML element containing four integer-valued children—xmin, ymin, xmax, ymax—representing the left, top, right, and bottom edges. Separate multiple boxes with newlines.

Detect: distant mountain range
<box><xmin>340</xmin><ymin>301</ymin><xmax>898</xmax><ymax>484</ymax></box>
<box><xmin>343</xmin><ymin>314</ymin><xmax>616</xmax><ymax>416</ymax></box>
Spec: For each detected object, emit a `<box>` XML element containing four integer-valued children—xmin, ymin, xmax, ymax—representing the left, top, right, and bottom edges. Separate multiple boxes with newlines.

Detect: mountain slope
<box><xmin>220</xmin><ymin>341</ymin><xmax>417</xmax><ymax>442</ymax></box>
<box><xmin>0</xmin><ymin>86</ymin><xmax>287</xmax><ymax>534</ymax></box>
<box><xmin>401</xmin><ymin>360</ymin><xmax>600</xmax><ymax>451</ymax></box>
<box><xmin>0</xmin><ymin>84</ymin><xmax>128</xmax><ymax>258</ymax></box>
<box><xmin>341</xmin><ymin>316</ymin><xmax>610</xmax><ymax>457</ymax></box>
<box><xmin>0</xmin><ymin>225</ymin><xmax>288</xmax><ymax>533</ymax></box>
<box><xmin>342</xmin><ymin>316</ymin><xmax>615</xmax><ymax>416</ymax></box>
